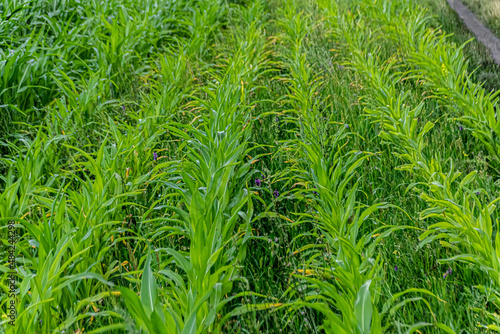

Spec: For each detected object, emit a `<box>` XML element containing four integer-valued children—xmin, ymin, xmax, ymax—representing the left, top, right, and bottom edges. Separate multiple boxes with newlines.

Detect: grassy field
<box><xmin>1</xmin><ymin>0</ymin><xmax>500</xmax><ymax>333</ymax></box>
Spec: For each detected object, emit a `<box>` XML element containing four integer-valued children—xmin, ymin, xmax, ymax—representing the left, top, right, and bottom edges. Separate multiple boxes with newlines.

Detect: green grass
<box><xmin>460</xmin><ymin>0</ymin><xmax>500</xmax><ymax>37</ymax></box>
<box><xmin>1</xmin><ymin>0</ymin><xmax>500</xmax><ymax>333</ymax></box>
<box><xmin>415</xmin><ymin>0</ymin><xmax>500</xmax><ymax>93</ymax></box>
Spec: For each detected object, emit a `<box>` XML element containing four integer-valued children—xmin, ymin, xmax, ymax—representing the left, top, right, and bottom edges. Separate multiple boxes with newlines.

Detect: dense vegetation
<box><xmin>1</xmin><ymin>0</ymin><xmax>500</xmax><ymax>333</ymax></box>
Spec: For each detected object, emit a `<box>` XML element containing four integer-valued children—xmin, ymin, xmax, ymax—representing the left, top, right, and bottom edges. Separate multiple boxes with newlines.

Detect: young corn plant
<box><xmin>406</xmin><ymin>32</ymin><xmax>500</xmax><ymax>169</ymax></box>
<box><xmin>148</xmin><ymin>50</ymin><xmax>193</xmax><ymax>120</ymax></box>
<box><xmin>116</xmin><ymin>16</ymin><xmax>270</xmax><ymax>332</ymax></box>
<box><xmin>356</xmin><ymin>0</ymin><xmax>500</xmax><ymax>170</ymax></box>
<box><xmin>270</xmin><ymin>1</ymin><xmax>448</xmax><ymax>332</ymax></box>
<box><xmin>183</xmin><ymin>0</ymin><xmax>228</xmax><ymax>59</ymax></box>
<box><xmin>341</xmin><ymin>20</ymin><xmax>500</xmax><ymax>329</ymax></box>
<box><xmin>0</xmin><ymin>131</ymin><xmax>146</xmax><ymax>333</ymax></box>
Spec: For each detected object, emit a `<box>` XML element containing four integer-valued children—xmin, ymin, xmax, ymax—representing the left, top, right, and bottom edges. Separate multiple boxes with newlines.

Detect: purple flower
<box><xmin>122</xmin><ymin>105</ymin><xmax>126</xmax><ymax>111</ymax></box>
<box><xmin>262</xmin><ymin>174</ymin><xmax>265</xmax><ymax>179</ymax></box>
<box><xmin>153</xmin><ymin>152</ymin><xmax>158</xmax><ymax>161</ymax></box>
<box><xmin>459</xmin><ymin>126</ymin><xmax>463</xmax><ymax>131</ymax></box>
<box><xmin>394</xmin><ymin>265</ymin><xmax>398</xmax><ymax>272</ymax></box>
<box><xmin>276</xmin><ymin>117</ymin><xmax>279</xmax><ymax>122</ymax></box>
<box><xmin>345</xmin><ymin>124</ymin><xmax>349</xmax><ymax>129</ymax></box>
<box><xmin>446</xmin><ymin>268</ymin><xmax>452</xmax><ymax>275</ymax></box>
<box><xmin>255</xmin><ymin>179</ymin><xmax>261</xmax><ymax>187</ymax></box>
<box><xmin>476</xmin><ymin>192</ymin><xmax>480</xmax><ymax>195</ymax></box>
<box><xmin>273</xmin><ymin>190</ymin><xmax>279</xmax><ymax>198</ymax></box>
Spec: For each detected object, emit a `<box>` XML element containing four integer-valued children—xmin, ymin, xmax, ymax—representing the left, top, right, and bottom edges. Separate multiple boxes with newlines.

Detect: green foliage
<box><xmin>1</xmin><ymin>0</ymin><xmax>500</xmax><ymax>332</ymax></box>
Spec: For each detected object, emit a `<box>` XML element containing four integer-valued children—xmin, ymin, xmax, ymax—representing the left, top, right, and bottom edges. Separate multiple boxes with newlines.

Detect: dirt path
<box><xmin>447</xmin><ymin>0</ymin><xmax>500</xmax><ymax>65</ymax></box>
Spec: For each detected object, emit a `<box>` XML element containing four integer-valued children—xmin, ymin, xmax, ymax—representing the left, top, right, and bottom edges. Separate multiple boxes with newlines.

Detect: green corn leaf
<box><xmin>354</xmin><ymin>280</ymin><xmax>372</xmax><ymax>334</ymax></box>
<box><xmin>116</xmin><ymin>286</ymin><xmax>156</xmax><ymax>333</ymax></box>
<box><xmin>141</xmin><ymin>252</ymin><xmax>158</xmax><ymax>318</ymax></box>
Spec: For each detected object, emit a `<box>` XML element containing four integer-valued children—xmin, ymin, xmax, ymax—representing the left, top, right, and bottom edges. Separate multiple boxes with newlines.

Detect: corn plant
<box><xmin>263</xmin><ymin>1</ymin><xmax>450</xmax><ymax>332</ymax></box>
<box><xmin>349</xmin><ymin>0</ymin><xmax>500</xmax><ymax>170</ymax></box>
<box><xmin>337</xmin><ymin>7</ymin><xmax>500</xmax><ymax>328</ymax></box>
<box><xmin>3</xmin><ymin>0</ymin><xmax>500</xmax><ymax>332</ymax></box>
<box><xmin>116</xmin><ymin>9</ymin><xmax>271</xmax><ymax>332</ymax></box>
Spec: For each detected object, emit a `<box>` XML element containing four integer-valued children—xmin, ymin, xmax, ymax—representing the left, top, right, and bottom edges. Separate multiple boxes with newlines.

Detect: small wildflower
<box><xmin>262</xmin><ymin>174</ymin><xmax>265</xmax><ymax>179</ymax></box>
<box><xmin>122</xmin><ymin>105</ymin><xmax>126</xmax><ymax>111</ymax></box>
<box><xmin>268</xmin><ymin>239</ymin><xmax>272</xmax><ymax>243</ymax></box>
<box><xmin>345</xmin><ymin>124</ymin><xmax>349</xmax><ymax>129</ymax></box>
<box><xmin>273</xmin><ymin>190</ymin><xmax>279</xmax><ymax>198</ymax></box>
<box><xmin>476</xmin><ymin>191</ymin><xmax>480</xmax><ymax>195</ymax></box>
<box><xmin>459</xmin><ymin>126</ymin><xmax>463</xmax><ymax>131</ymax></box>
<box><xmin>276</xmin><ymin>117</ymin><xmax>279</xmax><ymax>122</ymax></box>
<box><xmin>153</xmin><ymin>152</ymin><xmax>158</xmax><ymax>161</ymax></box>
<box><xmin>255</xmin><ymin>179</ymin><xmax>261</xmax><ymax>187</ymax></box>
<box><xmin>446</xmin><ymin>267</ymin><xmax>452</xmax><ymax>276</ymax></box>
<box><xmin>394</xmin><ymin>265</ymin><xmax>398</xmax><ymax>272</ymax></box>
<box><xmin>275</xmin><ymin>237</ymin><xmax>278</xmax><ymax>242</ymax></box>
